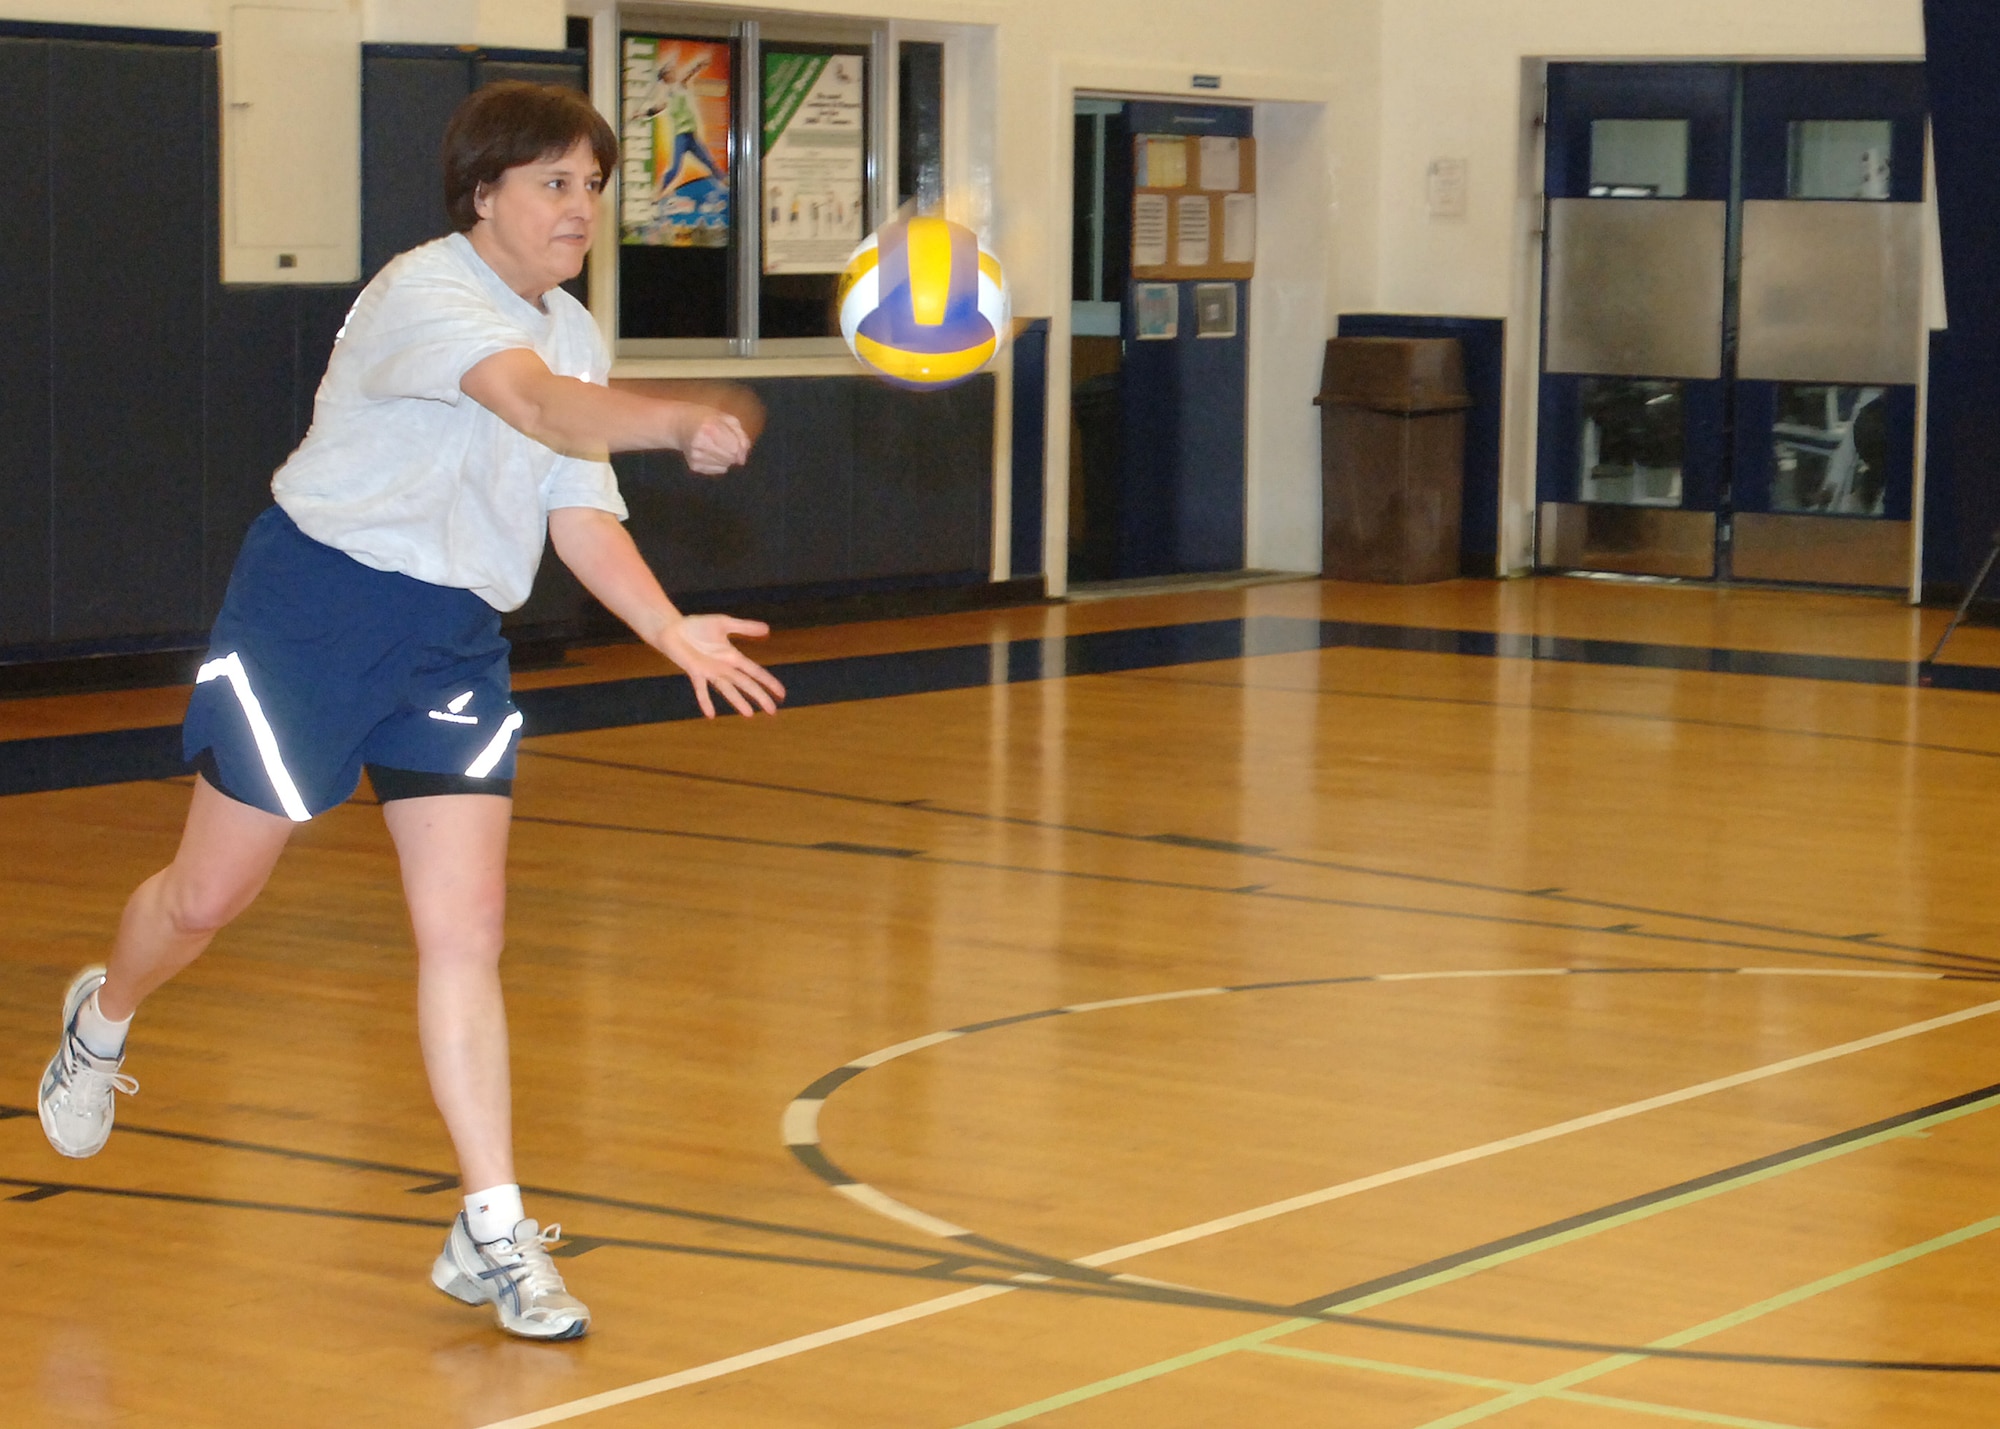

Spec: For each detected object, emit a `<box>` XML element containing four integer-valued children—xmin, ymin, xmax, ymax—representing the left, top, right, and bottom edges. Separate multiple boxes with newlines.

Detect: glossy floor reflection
<box><xmin>3</xmin><ymin>577</ymin><xmax>1999</xmax><ymax>1427</ymax></box>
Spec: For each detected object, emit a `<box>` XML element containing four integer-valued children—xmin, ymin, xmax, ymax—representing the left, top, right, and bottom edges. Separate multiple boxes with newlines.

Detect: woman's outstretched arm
<box><xmin>461</xmin><ymin>348</ymin><xmax>752</xmax><ymax>471</ymax></box>
<box><xmin>547</xmin><ymin>506</ymin><xmax>785</xmax><ymax>719</ymax></box>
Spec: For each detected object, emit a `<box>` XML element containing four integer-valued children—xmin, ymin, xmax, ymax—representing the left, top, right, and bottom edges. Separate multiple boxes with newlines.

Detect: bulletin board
<box><xmin>1130</xmin><ymin>133</ymin><xmax>1257</xmax><ymax>282</ymax></box>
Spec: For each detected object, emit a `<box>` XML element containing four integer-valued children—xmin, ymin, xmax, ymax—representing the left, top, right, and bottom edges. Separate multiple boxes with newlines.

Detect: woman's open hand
<box><xmin>656</xmin><ymin>614</ymin><xmax>786</xmax><ymax>717</ymax></box>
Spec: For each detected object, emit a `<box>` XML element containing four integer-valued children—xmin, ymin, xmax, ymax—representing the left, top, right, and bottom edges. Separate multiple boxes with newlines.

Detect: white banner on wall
<box><xmin>761</xmin><ymin>51</ymin><xmax>866</xmax><ymax>274</ymax></box>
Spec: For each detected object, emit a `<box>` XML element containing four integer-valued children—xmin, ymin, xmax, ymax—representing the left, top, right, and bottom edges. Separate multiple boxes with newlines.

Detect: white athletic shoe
<box><xmin>38</xmin><ymin>965</ymin><xmax>138</xmax><ymax>1159</ymax></box>
<box><xmin>432</xmin><ymin>1214</ymin><xmax>591</xmax><ymax>1340</ymax></box>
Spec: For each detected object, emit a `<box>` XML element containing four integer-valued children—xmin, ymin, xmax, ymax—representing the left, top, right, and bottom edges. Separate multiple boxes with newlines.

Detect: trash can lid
<box><xmin>1317</xmin><ymin>336</ymin><xmax>1469</xmax><ymax>413</ymax></box>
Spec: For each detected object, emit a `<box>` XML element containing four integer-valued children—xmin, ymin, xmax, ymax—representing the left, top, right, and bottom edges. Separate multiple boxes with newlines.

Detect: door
<box><xmin>1729</xmin><ymin>65</ymin><xmax>1927</xmax><ymax>586</ymax></box>
<box><xmin>1539</xmin><ymin>65</ymin><xmax>1733</xmax><ymax>578</ymax></box>
<box><xmin>1068</xmin><ymin>97</ymin><xmax>1250</xmax><ymax>586</ymax></box>
<box><xmin>1538</xmin><ymin>63</ymin><xmax>1927</xmax><ymax>587</ymax></box>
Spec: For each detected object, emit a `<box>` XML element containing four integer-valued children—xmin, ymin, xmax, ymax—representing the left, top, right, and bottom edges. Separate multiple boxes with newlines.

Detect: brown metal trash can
<box><xmin>1317</xmin><ymin>337</ymin><xmax>1471</xmax><ymax>584</ymax></box>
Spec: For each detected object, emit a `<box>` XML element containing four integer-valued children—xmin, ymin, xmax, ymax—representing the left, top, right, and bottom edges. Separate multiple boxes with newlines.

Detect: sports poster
<box><xmin>761</xmin><ymin>51</ymin><xmax>866</xmax><ymax>274</ymax></box>
<box><xmin>621</xmin><ymin>36</ymin><xmax>733</xmax><ymax>247</ymax></box>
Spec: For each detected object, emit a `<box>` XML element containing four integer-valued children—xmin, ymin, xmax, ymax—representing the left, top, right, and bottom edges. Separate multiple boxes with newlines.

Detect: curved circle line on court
<box><xmin>781</xmin><ymin>964</ymin><xmax>2000</xmax><ymax>1367</ymax></box>
<box><xmin>465</xmin><ymin>968</ymin><xmax>2000</xmax><ymax>1427</ymax></box>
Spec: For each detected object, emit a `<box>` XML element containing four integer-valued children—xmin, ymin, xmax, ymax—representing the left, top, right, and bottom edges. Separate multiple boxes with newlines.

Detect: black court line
<box><xmin>8</xmin><ymin>1157</ymin><xmax>1998</xmax><ymax>1372</ymax></box>
<box><xmin>0</xmin><ymin>1103</ymin><xmax>1032</xmax><ymax>1273</ymax></box>
<box><xmin>8</xmin><ymin>614</ymin><xmax>2000</xmax><ymax>800</ymax></box>
<box><xmin>1118</xmin><ymin>668</ymin><xmax>2000</xmax><ymax>766</ymax></box>
<box><xmin>504</xmin><ymin>805</ymin><xmax>2000</xmax><ymax>978</ymax></box>
<box><xmin>1288</xmin><ymin>1077</ymin><xmax>2000</xmax><ymax>1314</ymax></box>
<box><xmin>522</xmin><ymin>748</ymin><xmax>2000</xmax><ymax>974</ymax></box>
<box><xmin>782</xmin><ymin>975</ymin><xmax>2000</xmax><ymax>1374</ymax></box>
<box><xmin>8</xmin><ymin>1035</ymin><xmax>2000</xmax><ymax>1372</ymax></box>
<box><xmin>0</xmin><ymin>1176</ymin><xmax>1035</xmax><ymax>1285</ymax></box>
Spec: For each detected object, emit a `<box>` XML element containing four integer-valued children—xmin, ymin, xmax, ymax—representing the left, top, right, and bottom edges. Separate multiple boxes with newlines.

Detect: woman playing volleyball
<box><xmin>35</xmin><ymin>81</ymin><xmax>783</xmax><ymax>1341</ymax></box>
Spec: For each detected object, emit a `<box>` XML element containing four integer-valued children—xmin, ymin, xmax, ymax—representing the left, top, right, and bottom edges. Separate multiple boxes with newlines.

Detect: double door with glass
<box><xmin>1537</xmin><ymin>63</ymin><xmax>1927</xmax><ymax>586</ymax></box>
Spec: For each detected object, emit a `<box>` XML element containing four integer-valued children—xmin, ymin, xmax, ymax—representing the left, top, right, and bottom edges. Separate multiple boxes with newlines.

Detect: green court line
<box><xmin>949</xmin><ymin>1322</ymin><xmax>1304</xmax><ymax>1427</ymax></box>
<box><xmin>950</xmin><ymin>1090</ymin><xmax>2000</xmax><ymax>1428</ymax></box>
<box><xmin>1248</xmin><ymin>1344</ymin><xmax>1811</xmax><ymax>1429</ymax></box>
<box><xmin>1411</xmin><ymin>1211</ymin><xmax>2000</xmax><ymax>1428</ymax></box>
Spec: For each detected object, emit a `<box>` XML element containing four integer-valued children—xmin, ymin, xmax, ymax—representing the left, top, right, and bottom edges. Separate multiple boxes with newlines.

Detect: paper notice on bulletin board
<box><xmin>1139</xmin><ymin>136</ymin><xmax>1189</xmax><ymax>189</ymax></box>
<box><xmin>1198</xmin><ymin>136</ymin><xmax>1240</xmax><ymax>191</ymax></box>
<box><xmin>1175</xmin><ymin>194</ymin><xmax>1212</xmax><ymax>267</ymax></box>
<box><xmin>621</xmin><ymin>36</ymin><xmax>733</xmax><ymax>248</ymax></box>
<box><xmin>1223</xmin><ymin>193</ymin><xmax>1256</xmax><ymax>263</ymax></box>
<box><xmin>1133</xmin><ymin>193</ymin><xmax>1170</xmax><ymax>268</ymax></box>
<box><xmin>761</xmin><ymin>50</ymin><xmax>867</xmax><ymax>273</ymax></box>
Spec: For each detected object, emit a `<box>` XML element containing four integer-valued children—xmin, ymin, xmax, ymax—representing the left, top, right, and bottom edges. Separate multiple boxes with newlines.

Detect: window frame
<box><xmin>606</xmin><ymin>3</ymin><xmax>892</xmax><ymax>358</ymax></box>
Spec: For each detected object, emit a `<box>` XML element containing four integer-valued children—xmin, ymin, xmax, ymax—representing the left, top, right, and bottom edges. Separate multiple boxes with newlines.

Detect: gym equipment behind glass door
<box><xmin>1538</xmin><ymin>63</ymin><xmax>1927</xmax><ymax>586</ymax></box>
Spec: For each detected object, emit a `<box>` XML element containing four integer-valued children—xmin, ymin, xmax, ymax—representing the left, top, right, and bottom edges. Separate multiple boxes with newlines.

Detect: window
<box><xmin>1588</xmin><ymin>119</ymin><xmax>1690</xmax><ymax>199</ymax></box>
<box><xmin>618</xmin><ymin>27</ymin><xmax>739</xmax><ymax>342</ymax></box>
<box><xmin>758</xmin><ymin>44</ymin><xmax>871</xmax><ymax>339</ymax></box>
<box><xmin>609</xmin><ymin>7</ymin><xmax>942</xmax><ymax>355</ymax></box>
<box><xmin>1771</xmin><ymin>384</ymin><xmax>1889</xmax><ymax>515</ymax></box>
<box><xmin>1787</xmin><ymin>120</ymin><xmax>1894</xmax><ymax>200</ymax></box>
<box><xmin>1578</xmin><ymin>378</ymin><xmax>1685</xmax><ymax>507</ymax></box>
<box><xmin>898</xmin><ymin>41</ymin><xmax>944</xmax><ymax>214</ymax></box>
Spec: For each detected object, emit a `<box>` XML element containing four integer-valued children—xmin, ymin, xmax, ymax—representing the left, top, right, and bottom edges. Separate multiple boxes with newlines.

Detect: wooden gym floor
<box><xmin>5</xmin><ymin>576</ymin><xmax>2000</xmax><ymax>1427</ymax></box>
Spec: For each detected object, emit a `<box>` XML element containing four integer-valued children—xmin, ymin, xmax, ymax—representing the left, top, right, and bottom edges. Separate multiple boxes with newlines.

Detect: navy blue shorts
<box><xmin>183</xmin><ymin>506</ymin><xmax>521</xmax><ymax>821</ymax></box>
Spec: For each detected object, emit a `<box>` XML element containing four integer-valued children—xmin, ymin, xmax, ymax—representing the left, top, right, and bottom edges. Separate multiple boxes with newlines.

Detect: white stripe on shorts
<box><xmin>465</xmin><ymin>710</ymin><xmax>524</xmax><ymax>779</ymax></box>
<box><xmin>194</xmin><ymin>652</ymin><xmax>312</xmax><ymax>822</ymax></box>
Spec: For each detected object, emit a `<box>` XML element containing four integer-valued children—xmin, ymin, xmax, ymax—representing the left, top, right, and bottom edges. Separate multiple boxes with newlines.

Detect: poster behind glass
<box><xmin>621</xmin><ymin>36</ymin><xmax>733</xmax><ymax>248</ymax></box>
<box><xmin>761</xmin><ymin>50</ymin><xmax>867</xmax><ymax>274</ymax></box>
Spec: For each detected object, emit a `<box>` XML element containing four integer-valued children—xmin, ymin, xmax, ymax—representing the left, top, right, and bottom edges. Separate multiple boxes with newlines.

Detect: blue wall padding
<box><xmin>1010</xmin><ymin>320</ymin><xmax>1049</xmax><ymax>579</ymax></box>
<box><xmin>1923</xmin><ymin>1</ymin><xmax>2000</xmax><ymax>588</ymax></box>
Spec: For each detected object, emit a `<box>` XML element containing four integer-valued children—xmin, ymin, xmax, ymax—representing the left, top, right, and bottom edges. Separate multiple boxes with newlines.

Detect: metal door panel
<box><xmin>1538</xmin><ymin>502</ymin><xmax>1716</xmax><ymax>578</ymax></box>
<box><xmin>1730</xmin><ymin>513</ymin><xmax>1911</xmax><ymax>586</ymax></box>
<box><xmin>1544</xmin><ymin>199</ymin><xmax>1727</xmax><ymax>379</ymax></box>
<box><xmin>1738</xmin><ymin>201</ymin><xmax>1925</xmax><ymax>385</ymax></box>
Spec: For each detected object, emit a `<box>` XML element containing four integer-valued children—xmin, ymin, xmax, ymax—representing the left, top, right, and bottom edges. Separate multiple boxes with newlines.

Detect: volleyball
<box><xmin>838</xmin><ymin>217</ymin><xmax>1009</xmax><ymax>390</ymax></box>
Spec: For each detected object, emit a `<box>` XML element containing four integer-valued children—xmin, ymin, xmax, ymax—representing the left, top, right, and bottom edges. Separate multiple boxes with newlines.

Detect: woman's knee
<box><xmin>413</xmin><ymin>901</ymin><xmax>507</xmax><ymax>970</ymax></box>
<box><xmin>154</xmin><ymin>862</ymin><xmax>267</xmax><ymax>938</ymax></box>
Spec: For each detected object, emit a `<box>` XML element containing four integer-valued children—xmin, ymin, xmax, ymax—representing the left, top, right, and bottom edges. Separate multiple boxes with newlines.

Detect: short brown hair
<box><xmin>441</xmin><ymin>81</ymin><xmax>619</xmax><ymax>232</ymax></box>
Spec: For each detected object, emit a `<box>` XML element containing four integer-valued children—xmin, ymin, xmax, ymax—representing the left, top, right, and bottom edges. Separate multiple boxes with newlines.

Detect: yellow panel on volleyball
<box><xmin>838</xmin><ymin>218</ymin><xmax>1010</xmax><ymax>391</ymax></box>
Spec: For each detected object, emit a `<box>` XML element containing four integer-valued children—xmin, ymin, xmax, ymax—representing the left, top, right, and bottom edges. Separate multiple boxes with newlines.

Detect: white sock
<box><xmin>74</xmin><ymin>991</ymin><xmax>131</xmax><ymax>1061</ymax></box>
<box><xmin>464</xmin><ymin>1183</ymin><xmax>526</xmax><ymax>1243</ymax></box>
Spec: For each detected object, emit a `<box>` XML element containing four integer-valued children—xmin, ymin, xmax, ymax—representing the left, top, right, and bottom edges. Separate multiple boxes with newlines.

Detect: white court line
<box><xmin>474</xmin><ymin>993</ymin><xmax>2000</xmax><ymax>1428</ymax></box>
<box><xmin>835</xmin><ymin>1182</ymin><xmax>971</xmax><ymax>1239</ymax></box>
<box><xmin>1077</xmin><ymin>994</ymin><xmax>2000</xmax><ymax>1266</ymax></box>
<box><xmin>779</xmin><ymin>1098</ymin><xmax>823</xmax><ymax>1147</ymax></box>
<box><xmin>1063</xmin><ymin>987</ymin><xmax>1228</xmax><ymax>1013</ymax></box>
<box><xmin>851</xmin><ymin>1029</ymin><xmax>966</xmax><ymax>1068</ymax></box>
<box><xmin>1376</xmin><ymin>968</ymin><xmax>1572</xmax><ymax>982</ymax></box>
<box><xmin>476</xmin><ymin>1286</ymin><xmax>1013</xmax><ymax>1428</ymax></box>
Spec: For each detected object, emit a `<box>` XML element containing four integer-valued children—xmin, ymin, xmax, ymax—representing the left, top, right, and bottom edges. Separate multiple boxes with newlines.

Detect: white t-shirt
<box><xmin>272</xmin><ymin>232</ymin><xmax>628</xmax><ymax>612</ymax></box>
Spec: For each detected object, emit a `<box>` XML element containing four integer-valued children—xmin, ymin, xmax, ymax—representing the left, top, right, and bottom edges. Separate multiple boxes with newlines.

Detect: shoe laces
<box><xmin>491</xmin><ymin>1222</ymin><xmax>567</xmax><ymax>1299</ymax></box>
<box><xmin>57</xmin><ymin>1034</ymin><xmax>138</xmax><ymax>1102</ymax></box>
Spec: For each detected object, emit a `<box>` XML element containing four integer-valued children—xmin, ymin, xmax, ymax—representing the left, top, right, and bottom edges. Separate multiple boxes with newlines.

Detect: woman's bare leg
<box><xmin>382</xmin><ymin>792</ymin><xmax>515</xmax><ymax>1192</ymax></box>
<box><xmin>97</xmin><ymin>775</ymin><xmax>296</xmax><ymax>1020</ymax></box>
<box><xmin>390</xmin><ymin>792</ymin><xmax>590</xmax><ymax>1339</ymax></box>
